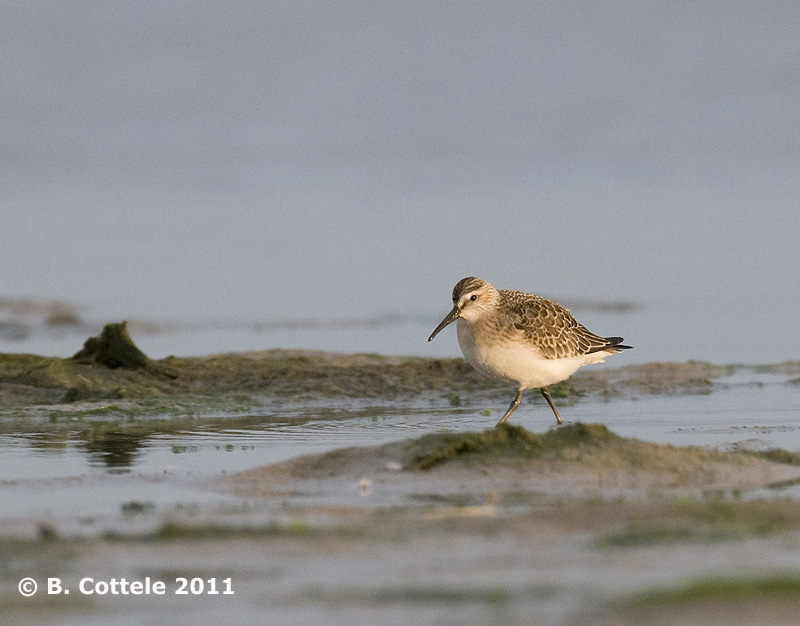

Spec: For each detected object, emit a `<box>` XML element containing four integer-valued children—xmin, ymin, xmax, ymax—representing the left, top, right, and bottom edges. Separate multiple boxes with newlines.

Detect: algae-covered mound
<box><xmin>229</xmin><ymin>423</ymin><xmax>800</xmax><ymax>498</ymax></box>
<box><xmin>402</xmin><ymin>423</ymin><xmax>800</xmax><ymax>490</ymax></box>
<box><xmin>0</xmin><ymin>322</ymin><xmax>178</xmax><ymax>405</ymax></box>
<box><xmin>72</xmin><ymin>321</ymin><xmax>149</xmax><ymax>369</ymax></box>
<box><xmin>403</xmin><ymin>423</ymin><xmax>800</xmax><ymax>488</ymax></box>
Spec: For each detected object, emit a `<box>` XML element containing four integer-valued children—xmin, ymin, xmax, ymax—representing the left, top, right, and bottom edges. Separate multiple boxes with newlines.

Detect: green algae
<box><xmin>595</xmin><ymin>499</ymin><xmax>800</xmax><ymax>547</ymax></box>
<box><xmin>301</xmin><ymin>583</ymin><xmax>514</xmax><ymax>605</ymax></box>
<box><xmin>621</xmin><ymin>575</ymin><xmax>800</xmax><ymax>611</ymax></box>
<box><xmin>748</xmin><ymin>448</ymin><xmax>800</xmax><ymax>466</ymax></box>
<box><xmin>121</xmin><ymin>500</ymin><xmax>155</xmax><ymax>515</ymax></box>
<box><xmin>150</xmin><ymin>519</ymin><xmax>365</xmax><ymax>541</ymax></box>
<box><xmin>406</xmin><ymin>422</ymin><xmax>619</xmax><ymax>470</ymax></box>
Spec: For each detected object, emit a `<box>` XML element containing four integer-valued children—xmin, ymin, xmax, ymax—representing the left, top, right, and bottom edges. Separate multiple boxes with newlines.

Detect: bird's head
<box><xmin>428</xmin><ymin>276</ymin><xmax>498</xmax><ymax>341</ymax></box>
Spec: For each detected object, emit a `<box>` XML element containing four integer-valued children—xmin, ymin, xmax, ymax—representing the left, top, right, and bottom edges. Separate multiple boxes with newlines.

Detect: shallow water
<box><xmin>2</xmin><ymin>368</ymin><xmax>798</xmax><ymax>534</ymax></box>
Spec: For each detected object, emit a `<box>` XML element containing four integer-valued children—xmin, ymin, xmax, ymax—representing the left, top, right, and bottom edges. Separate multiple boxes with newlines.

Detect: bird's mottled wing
<box><xmin>498</xmin><ymin>290</ymin><xmax>612</xmax><ymax>359</ymax></box>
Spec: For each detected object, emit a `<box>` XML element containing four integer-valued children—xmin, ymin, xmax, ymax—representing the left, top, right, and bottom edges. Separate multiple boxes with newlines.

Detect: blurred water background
<box><xmin>2</xmin><ymin>1</ymin><xmax>799</xmax><ymax>364</ymax></box>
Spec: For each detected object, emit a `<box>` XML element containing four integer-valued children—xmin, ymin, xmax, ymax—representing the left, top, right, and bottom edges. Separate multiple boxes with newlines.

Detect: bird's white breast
<box><xmin>456</xmin><ymin>318</ymin><xmax>607</xmax><ymax>390</ymax></box>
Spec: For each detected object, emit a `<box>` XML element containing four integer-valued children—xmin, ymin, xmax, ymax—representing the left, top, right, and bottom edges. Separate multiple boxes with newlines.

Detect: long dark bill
<box><xmin>428</xmin><ymin>306</ymin><xmax>460</xmax><ymax>342</ymax></box>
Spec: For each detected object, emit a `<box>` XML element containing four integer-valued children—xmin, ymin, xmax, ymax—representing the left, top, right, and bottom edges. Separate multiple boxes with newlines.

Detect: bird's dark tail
<box><xmin>604</xmin><ymin>336</ymin><xmax>633</xmax><ymax>351</ymax></box>
<box><xmin>587</xmin><ymin>336</ymin><xmax>632</xmax><ymax>354</ymax></box>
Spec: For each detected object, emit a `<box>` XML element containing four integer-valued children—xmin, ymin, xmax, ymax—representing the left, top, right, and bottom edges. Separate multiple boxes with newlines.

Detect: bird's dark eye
<box><xmin>470</xmin><ymin>295</ymin><xmax>477</xmax><ymax>301</ymax></box>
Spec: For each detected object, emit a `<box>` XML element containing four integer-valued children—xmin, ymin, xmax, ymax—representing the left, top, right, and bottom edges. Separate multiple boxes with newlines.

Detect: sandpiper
<box><xmin>428</xmin><ymin>277</ymin><xmax>631</xmax><ymax>426</ymax></box>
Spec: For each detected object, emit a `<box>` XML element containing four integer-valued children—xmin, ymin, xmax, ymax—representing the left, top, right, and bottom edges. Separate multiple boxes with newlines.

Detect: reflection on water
<box><xmin>24</xmin><ymin>431</ymin><xmax>69</xmax><ymax>453</ymax></box>
<box><xmin>0</xmin><ymin>405</ymin><xmax>452</xmax><ymax>482</ymax></box>
<box><xmin>82</xmin><ymin>431</ymin><xmax>149</xmax><ymax>470</ymax></box>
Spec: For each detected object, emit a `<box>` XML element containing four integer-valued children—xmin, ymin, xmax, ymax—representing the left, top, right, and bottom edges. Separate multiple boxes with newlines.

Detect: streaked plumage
<box><xmin>428</xmin><ymin>277</ymin><xmax>632</xmax><ymax>426</ymax></box>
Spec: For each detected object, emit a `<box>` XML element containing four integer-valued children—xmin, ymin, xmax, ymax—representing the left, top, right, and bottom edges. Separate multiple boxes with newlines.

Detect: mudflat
<box><xmin>3</xmin><ymin>335</ymin><xmax>800</xmax><ymax>625</ymax></box>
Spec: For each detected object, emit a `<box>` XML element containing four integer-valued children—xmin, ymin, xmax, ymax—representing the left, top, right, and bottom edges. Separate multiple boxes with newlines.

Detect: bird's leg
<box><xmin>495</xmin><ymin>389</ymin><xmax>524</xmax><ymax>426</ymax></box>
<box><xmin>540</xmin><ymin>387</ymin><xmax>563</xmax><ymax>425</ymax></box>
